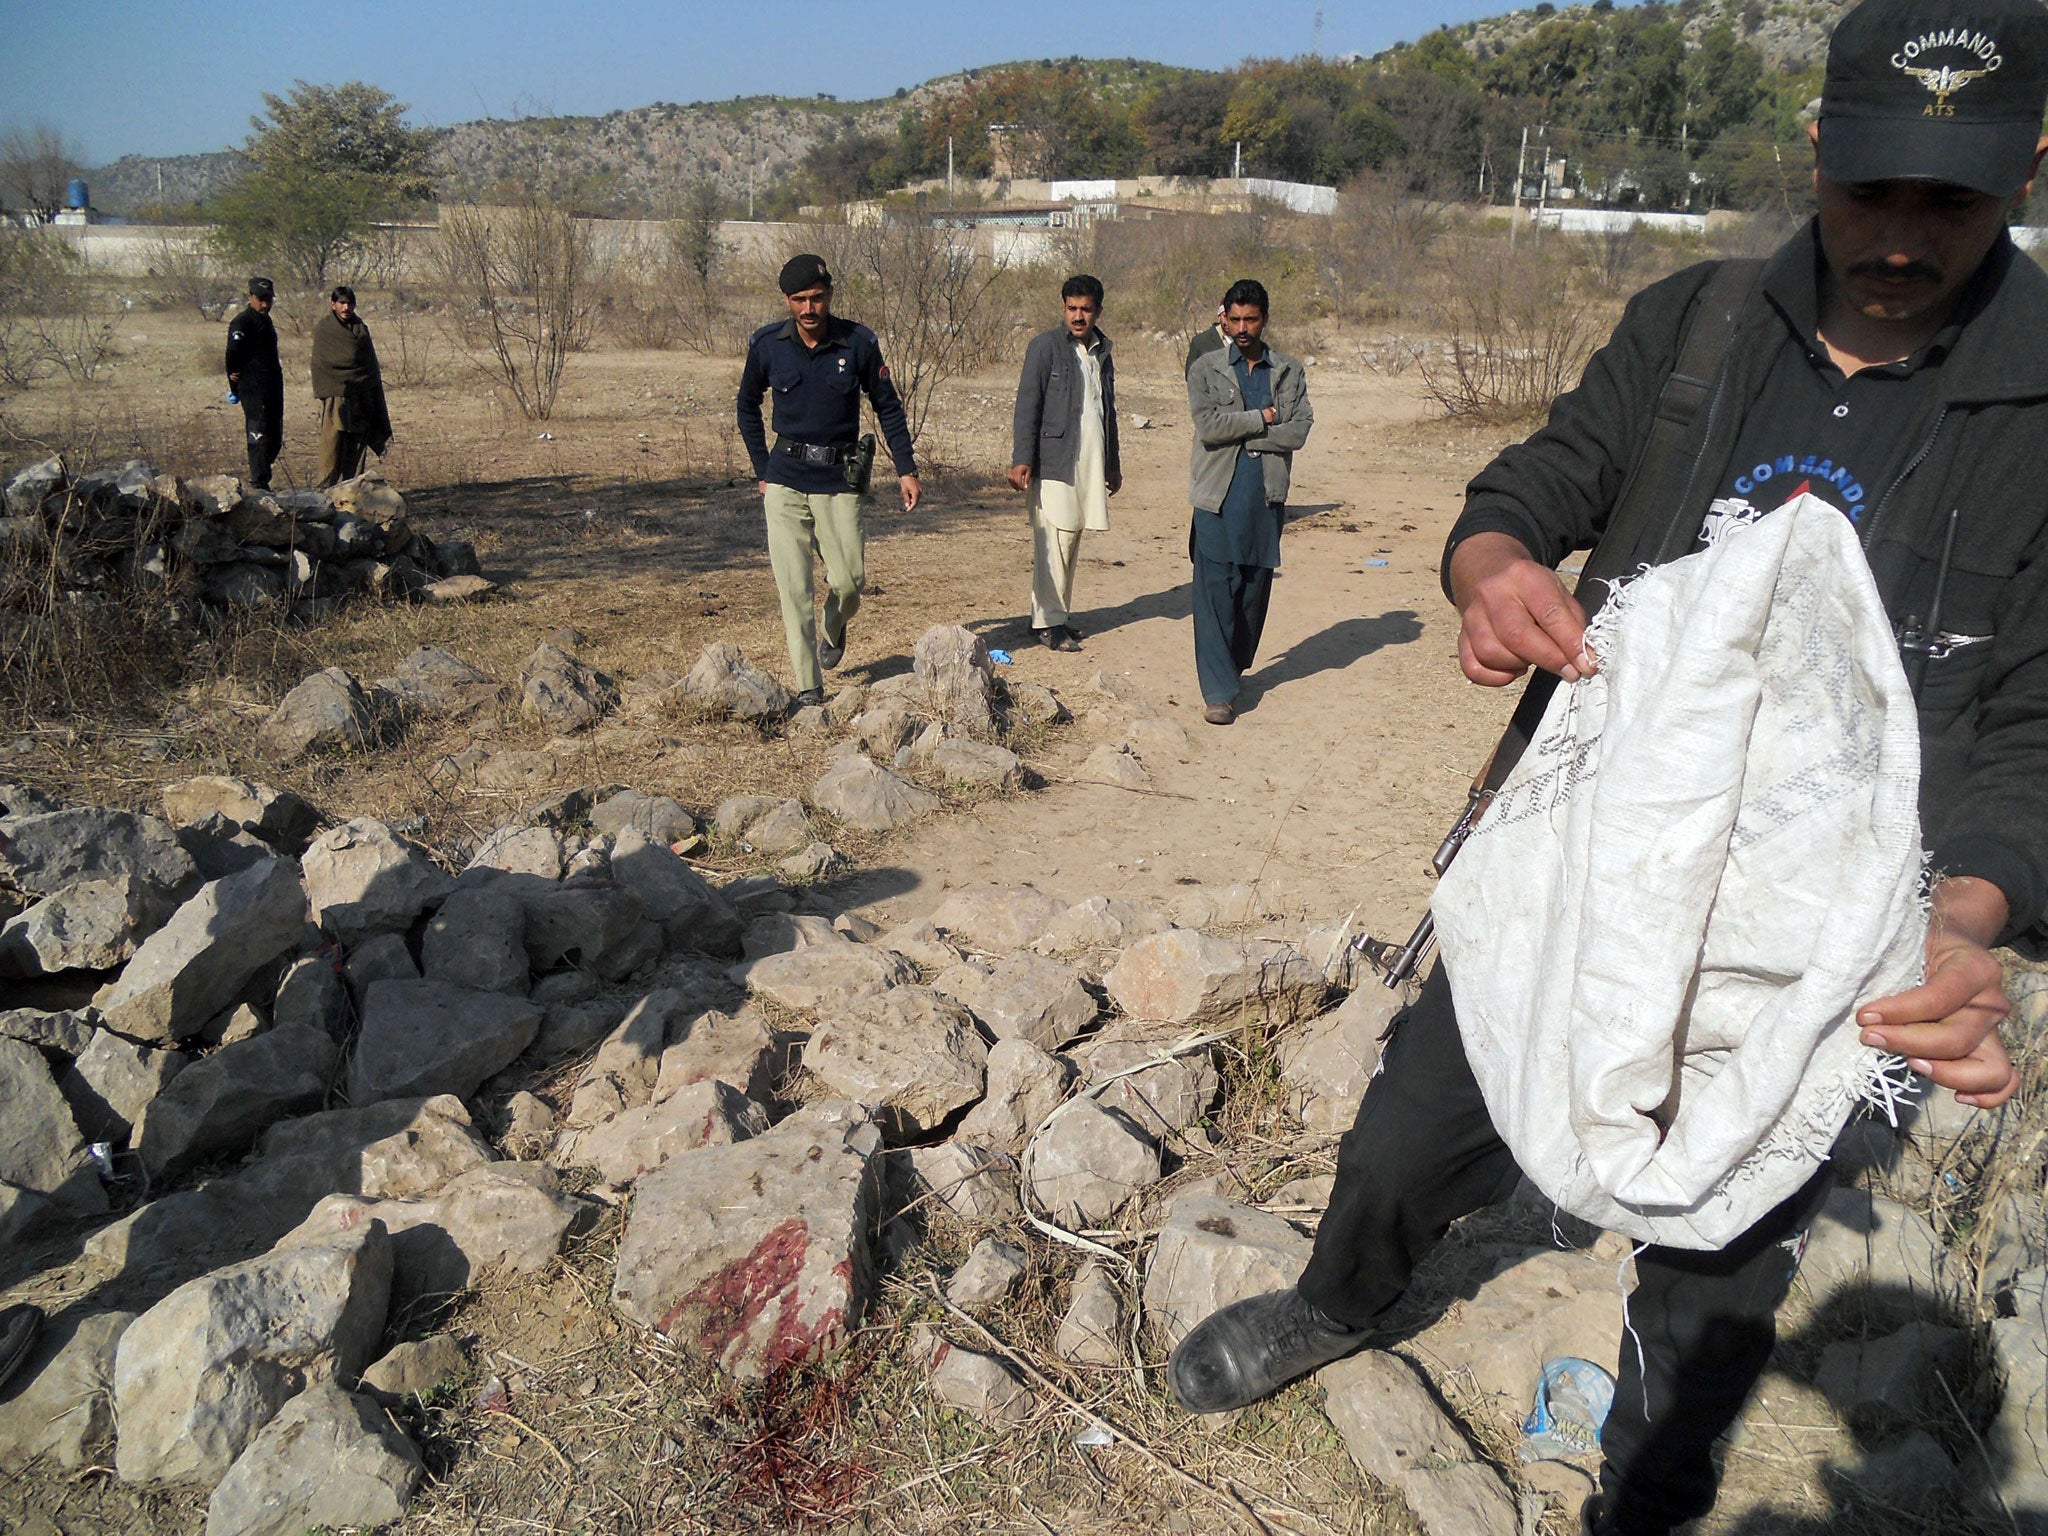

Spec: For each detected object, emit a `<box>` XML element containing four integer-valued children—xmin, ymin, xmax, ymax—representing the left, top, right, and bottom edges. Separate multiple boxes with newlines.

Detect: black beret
<box><xmin>778</xmin><ymin>253</ymin><xmax>831</xmax><ymax>295</ymax></box>
<box><xmin>248</xmin><ymin>276</ymin><xmax>275</xmax><ymax>300</ymax></box>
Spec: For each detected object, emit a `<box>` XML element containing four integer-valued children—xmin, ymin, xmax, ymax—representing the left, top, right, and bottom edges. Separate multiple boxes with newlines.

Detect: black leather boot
<box><xmin>1166</xmin><ymin>1287</ymin><xmax>1370</xmax><ymax>1413</ymax></box>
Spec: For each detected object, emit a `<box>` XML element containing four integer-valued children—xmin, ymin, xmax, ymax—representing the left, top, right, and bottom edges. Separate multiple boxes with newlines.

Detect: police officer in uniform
<box><xmin>736</xmin><ymin>254</ymin><xmax>921</xmax><ymax>706</ymax></box>
<box><xmin>225</xmin><ymin>276</ymin><xmax>283</xmax><ymax>490</ymax></box>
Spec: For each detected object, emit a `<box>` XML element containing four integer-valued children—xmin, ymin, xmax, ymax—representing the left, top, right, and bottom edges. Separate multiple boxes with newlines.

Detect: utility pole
<box><xmin>748</xmin><ymin>162</ymin><xmax>755</xmax><ymax>220</ymax></box>
<box><xmin>947</xmin><ymin>135</ymin><xmax>954</xmax><ymax>204</ymax></box>
<box><xmin>1512</xmin><ymin>125</ymin><xmax>1528</xmax><ymax>246</ymax></box>
<box><xmin>1234</xmin><ymin>140</ymin><xmax>1242</xmax><ymax>179</ymax></box>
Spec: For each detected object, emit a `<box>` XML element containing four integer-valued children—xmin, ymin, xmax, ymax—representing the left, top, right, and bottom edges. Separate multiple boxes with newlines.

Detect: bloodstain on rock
<box><xmin>660</xmin><ymin>1219</ymin><xmax>856</xmax><ymax>1373</ymax></box>
<box><xmin>1196</xmin><ymin>1215</ymin><xmax>1238</xmax><ymax>1239</ymax></box>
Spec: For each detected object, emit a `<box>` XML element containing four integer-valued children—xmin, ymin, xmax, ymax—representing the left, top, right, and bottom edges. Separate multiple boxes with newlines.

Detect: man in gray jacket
<box><xmin>1186</xmin><ymin>278</ymin><xmax>1313</xmax><ymax>723</ymax></box>
<box><xmin>1009</xmin><ymin>274</ymin><xmax>1121</xmax><ymax>650</ymax></box>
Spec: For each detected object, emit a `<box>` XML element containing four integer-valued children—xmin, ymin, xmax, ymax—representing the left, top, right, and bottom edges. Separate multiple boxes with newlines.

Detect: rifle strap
<box><xmin>1478</xmin><ymin>257</ymin><xmax>1766</xmax><ymax>798</ymax></box>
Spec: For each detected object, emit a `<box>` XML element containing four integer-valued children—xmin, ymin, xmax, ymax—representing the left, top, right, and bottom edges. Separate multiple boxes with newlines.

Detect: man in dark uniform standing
<box><xmin>224</xmin><ymin>276</ymin><xmax>283</xmax><ymax>489</ymax></box>
<box><xmin>736</xmin><ymin>254</ymin><xmax>921</xmax><ymax>707</ymax></box>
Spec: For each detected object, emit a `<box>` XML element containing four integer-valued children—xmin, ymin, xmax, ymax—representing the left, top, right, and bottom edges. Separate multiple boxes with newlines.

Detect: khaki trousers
<box><xmin>764</xmin><ymin>484</ymin><xmax>864</xmax><ymax>694</ymax></box>
<box><xmin>317</xmin><ymin>396</ymin><xmax>367</xmax><ymax>487</ymax></box>
<box><xmin>1030</xmin><ymin>510</ymin><xmax>1084</xmax><ymax>629</ymax></box>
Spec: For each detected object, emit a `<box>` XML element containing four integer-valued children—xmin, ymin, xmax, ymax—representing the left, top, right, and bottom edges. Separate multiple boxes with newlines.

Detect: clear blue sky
<box><xmin>1</xmin><ymin>0</ymin><xmax>1531</xmax><ymax>165</ymax></box>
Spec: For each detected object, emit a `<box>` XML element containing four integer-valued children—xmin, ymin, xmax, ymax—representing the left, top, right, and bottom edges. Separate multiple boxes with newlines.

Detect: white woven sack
<box><xmin>1433</xmin><ymin>495</ymin><xmax>1925</xmax><ymax>1250</ymax></box>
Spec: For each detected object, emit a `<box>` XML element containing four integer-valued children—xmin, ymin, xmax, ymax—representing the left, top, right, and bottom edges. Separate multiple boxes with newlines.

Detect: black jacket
<box><xmin>224</xmin><ymin>305</ymin><xmax>281</xmax><ymax>399</ymax></box>
<box><xmin>1011</xmin><ymin>325</ymin><xmax>1120</xmax><ymax>486</ymax></box>
<box><xmin>1446</xmin><ymin>223</ymin><xmax>2048</xmax><ymax>945</ymax></box>
<box><xmin>735</xmin><ymin>315</ymin><xmax>916</xmax><ymax>495</ymax></box>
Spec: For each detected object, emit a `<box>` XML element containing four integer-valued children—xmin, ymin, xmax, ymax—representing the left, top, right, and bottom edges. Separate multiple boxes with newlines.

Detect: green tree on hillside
<box><xmin>211</xmin><ymin>81</ymin><xmax>437</xmax><ymax>286</ymax></box>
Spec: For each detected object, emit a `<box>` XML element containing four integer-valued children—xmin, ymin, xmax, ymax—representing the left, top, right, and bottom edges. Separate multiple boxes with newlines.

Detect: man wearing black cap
<box><xmin>1166</xmin><ymin>2</ymin><xmax>2048</xmax><ymax>1531</ymax></box>
<box><xmin>224</xmin><ymin>276</ymin><xmax>283</xmax><ymax>489</ymax></box>
<box><xmin>735</xmin><ymin>254</ymin><xmax>921</xmax><ymax>705</ymax></box>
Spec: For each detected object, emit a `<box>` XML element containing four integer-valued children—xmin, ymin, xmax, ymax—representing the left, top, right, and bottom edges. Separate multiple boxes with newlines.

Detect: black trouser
<box><xmin>1296</xmin><ymin>964</ymin><xmax>1831</xmax><ymax>1531</ymax></box>
<box><xmin>240</xmin><ymin>387</ymin><xmax>283</xmax><ymax>490</ymax></box>
<box><xmin>1190</xmin><ymin>550</ymin><xmax>1273</xmax><ymax>705</ymax></box>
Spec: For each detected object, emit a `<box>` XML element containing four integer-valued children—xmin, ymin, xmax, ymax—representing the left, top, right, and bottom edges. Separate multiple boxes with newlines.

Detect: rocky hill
<box><xmin>1458</xmin><ymin>0</ymin><xmax>1849</xmax><ymax>73</ymax></box>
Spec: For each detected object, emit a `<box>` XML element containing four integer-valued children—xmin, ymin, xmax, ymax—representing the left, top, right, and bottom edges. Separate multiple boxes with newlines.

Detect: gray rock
<box><xmin>135</xmin><ymin>1023</ymin><xmax>337</xmax><ymax>1180</ymax></box>
<box><xmin>113</xmin><ymin>1222</ymin><xmax>393</xmax><ymax>1486</ymax></box>
<box><xmin>1164</xmin><ymin>881</ymin><xmax>1269</xmax><ymax>929</ymax></box>
<box><xmin>732</xmin><ymin>937</ymin><xmax>914</xmax><ymax>1014</ymax></box>
<box><xmin>1277</xmin><ymin>986</ymin><xmax>1402</xmax><ymax>1134</ymax></box>
<box><xmin>538</xmin><ymin>996</ymin><xmax>627</xmax><ymax>1060</ymax></box>
<box><xmin>258</xmin><ymin>667</ymin><xmax>381</xmax><ymax>762</ymax></box>
<box><xmin>466</xmin><ymin>823</ymin><xmax>563</xmax><ymax>879</ymax></box>
<box><xmin>499</xmin><ymin>1091</ymin><xmax>556</xmax><ymax>1158</ymax></box>
<box><xmin>1320</xmin><ymin>1350</ymin><xmax>1519</xmax><ymax>1536</ymax></box>
<box><xmin>852</xmin><ymin>701</ymin><xmax>922</xmax><ymax>758</ymax></box>
<box><xmin>655</xmin><ymin>1006</ymin><xmax>784</xmax><ymax>1103</ymax></box>
<box><xmin>0</xmin><ymin>1309</ymin><xmax>133</xmax><ymax>1473</ymax></box>
<box><xmin>1006</xmin><ymin>680</ymin><xmax>1070</xmax><ymax>727</ymax></box>
<box><xmin>345</xmin><ymin>931</ymin><xmax>419</xmax><ymax>1001</ymax></box>
<box><xmin>281</xmin><ymin>1161</ymin><xmax>581</xmax><ymax>1304</ymax></box>
<box><xmin>778</xmin><ymin>842</ymin><xmax>849</xmax><ymax>883</ymax></box>
<box><xmin>174</xmin><ymin>812</ymin><xmax>278</xmax><ymax>881</ymax></box>
<box><xmin>159</xmin><ymin>776</ymin><xmax>318</xmax><ymax>850</ymax></box>
<box><xmin>566</xmin><ymin>989</ymin><xmax>689</xmax><ymax>1126</ymax></box>
<box><xmin>1990</xmin><ymin>1275</ymin><xmax>2048</xmax><ymax>1514</ymax></box>
<box><xmin>271</xmin><ymin>953</ymin><xmax>344</xmax><ymax>1041</ymax></box>
<box><xmin>906</xmin><ymin>1140</ymin><xmax>1020</xmax><ymax>1220</ymax></box>
<box><xmin>360</xmin><ymin>1334</ymin><xmax>465</xmax><ymax>1402</ymax></box>
<box><xmin>1124</xmin><ymin>714</ymin><xmax>1191</xmax><ymax>759</ymax></box>
<box><xmin>739</xmin><ymin>798</ymin><xmax>816</xmax><ymax>855</ymax></box>
<box><xmin>932</xmin><ymin>952</ymin><xmax>1097</xmax><ymax>1051</ymax></box>
<box><xmin>807</xmin><ymin>986</ymin><xmax>989</xmax><ymax>1141</ymax></box>
<box><xmin>913</xmin><ymin>624</ymin><xmax>998</xmax><ymax>737</ymax></box>
<box><xmin>4</xmin><ymin>454</ymin><xmax>64</xmax><ymax>516</ymax></box>
<box><xmin>877</xmin><ymin>916</ymin><xmax>966</xmax><ymax>970</ymax></box>
<box><xmin>929</xmin><ymin>1339</ymin><xmax>1033</xmax><ymax>1424</ymax></box>
<box><xmin>376</xmin><ymin>645</ymin><xmax>505</xmax><ymax>719</ymax></box>
<box><xmin>1145</xmin><ymin>1194</ymin><xmax>1316</xmax><ymax>1358</ymax></box>
<box><xmin>931</xmin><ymin>739</ymin><xmax>1024</xmax><ymax>790</ymax></box>
<box><xmin>520</xmin><ymin>642</ymin><xmax>618</xmax><ymax>732</ymax></box>
<box><xmin>947</xmin><ymin>1236</ymin><xmax>1026</xmax><ymax>1309</ymax></box>
<box><xmin>0</xmin><ymin>780</ymin><xmax>62</xmax><ymax>817</ymax></box>
<box><xmin>741</xmin><ymin>911</ymin><xmax>839</xmax><ymax>960</ymax></box>
<box><xmin>0</xmin><ymin>805</ymin><xmax>195</xmax><ymax>898</ymax></box>
<box><xmin>0</xmin><ymin>1037</ymin><xmax>109</xmax><ymax>1216</ymax></box>
<box><xmin>61</xmin><ymin>1030</ymin><xmax>188</xmax><ymax>1144</ymax></box>
<box><xmin>723</xmin><ymin>872</ymin><xmax>795</xmax><ymax>919</ymax></box>
<box><xmin>422</xmin><ymin>887</ymin><xmax>529</xmax><ymax>994</ymax></box>
<box><xmin>205</xmin><ymin>1381</ymin><xmax>423</xmax><ymax>1536</ymax></box>
<box><xmin>1815</xmin><ymin>1322</ymin><xmax>1968</xmax><ymax>1418</ymax></box>
<box><xmin>1030</xmin><ymin>895</ymin><xmax>1171</xmax><ymax>956</ymax></box>
<box><xmin>714</xmin><ymin>795</ymin><xmax>783</xmax><ymax>838</ymax></box>
<box><xmin>1055</xmin><ymin>1262</ymin><xmax>1124</xmax><ymax>1367</ymax></box>
<box><xmin>302</xmin><ymin>819</ymin><xmax>452</xmax><ymax>944</ymax></box>
<box><xmin>611</xmin><ymin>1103</ymin><xmax>882</xmax><ymax>1377</ymax></box>
<box><xmin>1076</xmin><ymin>1023</ymin><xmax>1219</xmax><ymax>1142</ymax></box>
<box><xmin>1800</xmin><ymin>1185</ymin><xmax>1950</xmax><ymax>1298</ymax></box>
<box><xmin>682</xmin><ymin>641</ymin><xmax>789</xmax><ymax>721</ymax></box>
<box><xmin>590</xmin><ymin>788</ymin><xmax>696</xmax><ymax>845</ymax></box>
<box><xmin>517</xmin><ymin>878</ymin><xmax>653</xmax><ymax>981</ymax></box>
<box><xmin>0</xmin><ymin>1005</ymin><xmax>98</xmax><ymax>1056</ymax></box>
<box><xmin>566</xmin><ymin>1078</ymin><xmax>769</xmax><ymax>1185</ymax></box>
<box><xmin>1104</xmin><ymin>929</ymin><xmax>1326</xmax><ymax>1029</ymax></box>
<box><xmin>347</xmin><ymin>979</ymin><xmax>542</xmax><ymax>1104</ymax></box>
<box><xmin>200</xmin><ymin>1001</ymin><xmax>268</xmax><ymax>1048</ymax></box>
<box><xmin>1081</xmin><ymin>742</ymin><xmax>1149</xmax><ymax>787</ymax></box>
<box><xmin>811</xmin><ymin>754</ymin><xmax>939</xmax><ymax>832</ymax></box>
<box><xmin>1025</xmin><ymin>1099</ymin><xmax>1160</xmax><ymax>1225</ymax></box>
<box><xmin>609</xmin><ymin>827</ymin><xmax>744</xmax><ymax>955</ymax></box>
<box><xmin>85</xmin><ymin>1095</ymin><xmax>492</xmax><ymax>1283</ymax></box>
<box><xmin>957</xmin><ymin>1037</ymin><xmax>1073</xmax><ymax>1155</ymax></box>
<box><xmin>0</xmin><ymin>875</ymin><xmax>174</xmax><ymax>977</ymax></box>
<box><xmin>926</xmin><ymin>884</ymin><xmax>1069</xmax><ymax>954</ymax></box>
<box><xmin>209</xmin><ymin>562</ymin><xmax>293</xmax><ymax>608</ymax></box>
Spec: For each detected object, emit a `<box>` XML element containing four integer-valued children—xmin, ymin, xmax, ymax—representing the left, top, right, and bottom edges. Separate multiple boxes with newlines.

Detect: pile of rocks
<box><xmin>0</xmin><ymin>456</ymin><xmax>491</xmax><ymax>618</ymax></box>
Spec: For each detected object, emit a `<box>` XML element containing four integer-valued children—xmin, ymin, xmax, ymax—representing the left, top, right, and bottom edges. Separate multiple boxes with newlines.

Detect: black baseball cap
<box><xmin>1819</xmin><ymin>0</ymin><xmax>2048</xmax><ymax>194</ymax></box>
<box><xmin>247</xmin><ymin>276</ymin><xmax>275</xmax><ymax>300</ymax></box>
<box><xmin>778</xmin><ymin>253</ymin><xmax>831</xmax><ymax>295</ymax></box>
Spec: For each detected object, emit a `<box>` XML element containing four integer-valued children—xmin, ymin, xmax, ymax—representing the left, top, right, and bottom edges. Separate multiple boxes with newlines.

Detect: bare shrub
<box><xmin>1578</xmin><ymin>224</ymin><xmax>1641</xmax><ymax>297</ymax></box>
<box><xmin>141</xmin><ymin>231</ymin><xmax>232</xmax><ymax>319</ymax></box>
<box><xmin>435</xmin><ymin>198</ymin><xmax>596</xmax><ymax>421</ymax></box>
<box><xmin>377</xmin><ymin>301</ymin><xmax>444</xmax><ymax>389</ymax></box>
<box><xmin>1317</xmin><ymin>174</ymin><xmax>1452</xmax><ymax>322</ymax></box>
<box><xmin>1414</xmin><ymin>238</ymin><xmax>1603</xmax><ymax>422</ymax></box>
<box><xmin>803</xmin><ymin>217</ymin><xmax>1005</xmax><ymax>451</ymax></box>
<box><xmin>0</xmin><ymin>228</ymin><xmax>117</xmax><ymax>386</ymax></box>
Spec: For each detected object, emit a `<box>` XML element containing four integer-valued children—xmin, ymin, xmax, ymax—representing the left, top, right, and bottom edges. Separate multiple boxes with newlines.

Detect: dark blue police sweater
<box><xmin>735</xmin><ymin>315</ymin><xmax>918</xmax><ymax>495</ymax></box>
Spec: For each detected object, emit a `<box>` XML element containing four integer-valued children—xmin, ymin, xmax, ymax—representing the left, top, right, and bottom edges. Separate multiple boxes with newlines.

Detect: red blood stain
<box><xmin>661</xmin><ymin>1219</ymin><xmax>855</xmax><ymax>1373</ymax></box>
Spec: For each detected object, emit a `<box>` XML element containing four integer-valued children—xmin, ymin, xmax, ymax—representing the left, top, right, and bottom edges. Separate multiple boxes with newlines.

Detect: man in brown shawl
<box><xmin>310</xmin><ymin>285</ymin><xmax>392</xmax><ymax>486</ymax></box>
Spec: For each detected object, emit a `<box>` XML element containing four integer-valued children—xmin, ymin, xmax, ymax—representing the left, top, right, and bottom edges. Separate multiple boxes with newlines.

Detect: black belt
<box><xmin>775</xmin><ymin>436</ymin><xmax>854</xmax><ymax>466</ymax></box>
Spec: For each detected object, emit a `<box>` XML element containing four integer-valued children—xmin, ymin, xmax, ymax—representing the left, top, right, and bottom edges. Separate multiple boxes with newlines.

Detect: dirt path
<box><xmin>843</xmin><ymin>357</ymin><xmax>1519</xmax><ymax>951</ymax></box>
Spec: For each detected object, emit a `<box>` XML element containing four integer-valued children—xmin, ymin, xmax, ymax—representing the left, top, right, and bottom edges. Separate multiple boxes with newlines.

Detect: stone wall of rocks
<box><xmin>0</xmin><ymin>456</ymin><xmax>493</xmax><ymax>618</ymax></box>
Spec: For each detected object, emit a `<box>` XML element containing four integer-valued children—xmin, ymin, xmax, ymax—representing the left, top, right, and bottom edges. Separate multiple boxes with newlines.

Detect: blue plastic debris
<box><xmin>1366</xmin><ymin>559</ymin><xmax>1390</xmax><ymax>567</ymax></box>
<box><xmin>1518</xmin><ymin>1357</ymin><xmax>1615</xmax><ymax>1462</ymax></box>
<box><xmin>987</xmin><ymin>648</ymin><xmax>1014</xmax><ymax>665</ymax></box>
